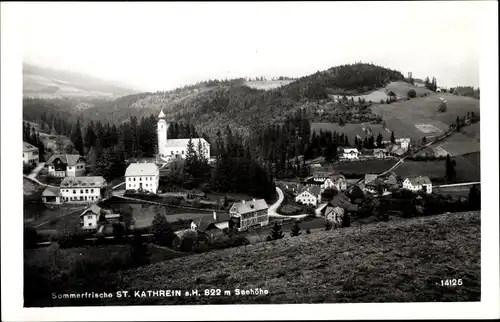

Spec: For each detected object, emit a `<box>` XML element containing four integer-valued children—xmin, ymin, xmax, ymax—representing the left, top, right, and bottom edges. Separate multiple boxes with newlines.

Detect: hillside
<box><xmin>23</xmin><ymin>63</ymin><xmax>139</xmax><ymax>99</ymax></box>
<box><xmin>34</xmin><ymin>211</ymin><xmax>480</xmax><ymax>306</ymax></box>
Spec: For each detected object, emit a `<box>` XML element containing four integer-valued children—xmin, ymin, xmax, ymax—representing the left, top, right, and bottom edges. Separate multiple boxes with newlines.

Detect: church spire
<box><xmin>158</xmin><ymin>108</ymin><xmax>166</xmax><ymax>119</ymax></box>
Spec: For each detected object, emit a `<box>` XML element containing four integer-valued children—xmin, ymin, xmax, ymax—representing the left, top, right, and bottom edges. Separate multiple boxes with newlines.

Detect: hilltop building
<box><xmin>402</xmin><ymin>176</ymin><xmax>432</xmax><ymax>194</ymax></box>
<box><xmin>23</xmin><ymin>142</ymin><xmax>39</xmax><ymax>165</ymax></box>
<box><xmin>157</xmin><ymin>109</ymin><xmax>210</xmax><ymax>161</ymax></box>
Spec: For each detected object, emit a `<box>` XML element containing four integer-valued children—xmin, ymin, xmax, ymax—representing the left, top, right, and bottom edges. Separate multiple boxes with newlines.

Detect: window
<box><xmin>73</xmin><ymin>190</ymin><xmax>76</xmax><ymax>194</ymax></box>
<box><xmin>80</xmin><ymin>189</ymin><xmax>84</xmax><ymax>194</ymax></box>
<box><xmin>140</xmin><ymin>177</ymin><xmax>142</xmax><ymax>181</ymax></box>
<box><xmin>85</xmin><ymin>189</ymin><xmax>89</xmax><ymax>193</ymax></box>
<box><xmin>80</xmin><ymin>196</ymin><xmax>83</xmax><ymax>201</ymax></box>
<box><xmin>88</xmin><ymin>223</ymin><xmax>92</xmax><ymax>226</ymax></box>
<box><xmin>171</xmin><ymin>151</ymin><xmax>173</xmax><ymax>155</ymax></box>
<box><xmin>91</xmin><ymin>189</ymin><xmax>94</xmax><ymax>193</ymax></box>
<box><xmin>128</xmin><ymin>178</ymin><xmax>131</xmax><ymax>181</ymax></box>
<box><xmin>133</xmin><ymin>178</ymin><xmax>136</xmax><ymax>181</ymax></box>
<box><xmin>87</xmin><ymin>215</ymin><xmax>92</xmax><ymax>220</ymax></box>
<box><xmin>182</xmin><ymin>150</ymin><xmax>184</xmax><ymax>155</ymax></box>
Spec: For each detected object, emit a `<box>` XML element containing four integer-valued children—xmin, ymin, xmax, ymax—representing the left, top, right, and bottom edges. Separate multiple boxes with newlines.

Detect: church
<box><xmin>157</xmin><ymin>109</ymin><xmax>210</xmax><ymax>161</ymax></box>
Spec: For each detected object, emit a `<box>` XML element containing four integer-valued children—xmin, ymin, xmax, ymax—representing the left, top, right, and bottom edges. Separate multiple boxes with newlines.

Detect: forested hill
<box><xmin>24</xmin><ymin>63</ymin><xmax>406</xmax><ymax>137</ymax></box>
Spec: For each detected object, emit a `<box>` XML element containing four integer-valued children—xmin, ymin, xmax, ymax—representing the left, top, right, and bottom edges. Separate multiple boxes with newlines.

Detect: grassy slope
<box><xmin>61</xmin><ymin>211</ymin><xmax>480</xmax><ymax>306</ymax></box>
<box><xmin>341</xmin><ymin>81</ymin><xmax>432</xmax><ymax>102</ymax></box>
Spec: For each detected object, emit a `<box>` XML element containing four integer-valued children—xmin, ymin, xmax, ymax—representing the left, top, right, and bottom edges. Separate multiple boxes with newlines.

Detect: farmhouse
<box><xmin>79</xmin><ymin>204</ymin><xmax>117</xmax><ymax>230</ymax></box>
<box><xmin>229</xmin><ymin>199</ymin><xmax>269</xmax><ymax>231</ymax></box>
<box><xmin>402</xmin><ymin>176</ymin><xmax>432</xmax><ymax>194</ymax></box>
<box><xmin>295</xmin><ymin>186</ymin><xmax>322</xmax><ymax>206</ymax></box>
<box><xmin>125</xmin><ymin>162</ymin><xmax>160</xmax><ymax>193</ymax></box>
<box><xmin>41</xmin><ymin>186</ymin><xmax>61</xmax><ymax>204</ymax></box>
<box><xmin>342</xmin><ymin>148</ymin><xmax>359</xmax><ymax>160</ymax></box>
<box><xmin>398</xmin><ymin>138</ymin><xmax>411</xmax><ymax>150</ymax></box>
<box><xmin>23</xmin><ymin>142</ymin><xmax>39</xmax><ymax>165</ymax></box>
<box><xmin>313</xmin><ymin>171</ymin><xmax>330</xmax><ymax>183</ymax></box>
<box><xmin>321</xmin><ymin>173</ymin><xmax>348</xmax><ymax>192</ymax></box>
<box><xmin>323</xmin><ymin>206</ymin><xmax>345</xmax><ymax>226</ymax></box>
<box><xmin>373</xmin><ymin>148</ymin><xmax>388</xmax><ymax>159</ymax></box>
<box><xmin>46</xmin><ymin>154</ymin><xmax>85</xmax><ymax>177</ymax></box>
<box><xmin>328</xmin><ymin>193</ymin><xmax>359</xmax><ymax>212</ymax></box>
<box><xmin>59</xmin><ymin>176</ymin><xmax>107</xmax><ymax>203</ymax></box>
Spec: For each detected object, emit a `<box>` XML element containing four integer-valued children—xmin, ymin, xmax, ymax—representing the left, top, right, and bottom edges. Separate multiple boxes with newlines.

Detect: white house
<box><xmin>321</xmin><ymin>174</ymin><xmax>347</xmax><ymax>192</ymax></box>
<box><xmin>79</xmin><ymin>204</ymin><xmax>118</xmax><ymax>230</ymax></box>
<box><xmin>295</xmin><ymin>186</ymin><xmax>322</xmax><ymax>206</ymax></box>
<box><xmin>324</xmin><ymin>206</ymin><xmax>345</xmax><ymax>227</ymax></box>
<box><xmin>125</xmin><ymin>163</ymin><xmax>160</xmax><ymax>193</ymax></box>
<box><xmin>313</xmin><ymin>171</ymin><xmax>330</xmax><ymax>183</ymax></box>
<box><xmin>403</xmin><ymin>176</ymin><xmax>432</xmax><ymax>194</ymax></box>
<box><xmin>342</xmin><ymin>148</ymin><xmax>359</xmax><ymax>160</ymax></box>
<box><xmin>157</xmin><ymin>109</ymin><xmax>210</xmax><ymax>161</ymax></box>
<box><xmin>41</xmin><ymin>186</ymin><xmax>61</xmax><ymax>204</ymax></box>
<box><xmin>23</xmin><ymin>142</ymin><xmax>39</xmax><ymax>165</ymax></box>
<box><xmin>229</xmin><ymin>199</ymin><xmax>269</xmax><ymax>231</ymax></box>
<box><xmin>398</xmin><ymin>138</ymin><xmax>411</xmax><ymax>150</ymax></box>
<box><xmin>59</xmin><ymin>176</ymin><xmax>107</xmax><ymax>203</ymax></box>
<box><xmin>46</xmin><ymin>154</ymin><xmax>85</xmax><ymax>177</ymax></box>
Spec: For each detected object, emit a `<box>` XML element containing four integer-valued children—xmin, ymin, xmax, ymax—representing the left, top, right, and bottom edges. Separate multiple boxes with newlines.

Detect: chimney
<box><xmin>213</xmin><ymin>211</ymin><xmax>217</xmax><ymax>220</ymax></box>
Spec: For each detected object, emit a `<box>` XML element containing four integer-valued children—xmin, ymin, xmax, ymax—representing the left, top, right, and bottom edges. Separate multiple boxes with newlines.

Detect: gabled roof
<box><xmin>80</xmin><ymin>204</ymin><xmax>111</xmax><ymax>217</ymax></box>
<box><xmin>328</xmin><ymin>173</ymin><xmax>346</xmax><ymax>182</ymax></box>
<box><xmin>46</xmin><ymin>154</ymin><xmax>85</xmax><ymax>166</ymax></box>
<box><xmin>61</xmin><ymin>176</ymin><xmax>106</xmax><ymax>188</ymax></box>
<box><xmin>297</xmin><ymin>185</ymin><xmax>321</xmax><ymax>197</ymax></box>
<box><xmin>406</xmin><ymin>176</ymin><xmax>432</xmax><ymax>185</ymax></box>
<box><xmin>23</xmin><ymin>142</ymin><xmax>38</xmax><ymax>152</ymax></box>
<box><xmin>323</xmin><ymin>193</ymin><xmax>358</xmax><ymax>212</ymax></box>
<box><xmin>373</xmin><ymin>148</ymin><xmax>388</xmax><ymax>154</ymax></box>
<box><xmin>42</xmin><ymin>186</ymin><xmax>60</xmax><ymax>197</ymax></box>
<box><xmin>196</xmin><ymin>213</ymin><xmax>231</xmax><ymax>231</ymax></box>
<box><xmin>343</xmin><ymin>148</ymin><xmax>359</xmax><ymax>153</ymax></box>
<box><xmin>313</xmin><ymin>171</ymin><xmax>330</xmax><ymax>179</ymax></box>
<box><xmin>125</xmin><ymin>163</ymin><xmax>159</xmax><ymax>177</ymax></box>
<box><xmin>230</xmin><ymin>199</ymin><xmax>268</xmax><ymax>216</ymax></box>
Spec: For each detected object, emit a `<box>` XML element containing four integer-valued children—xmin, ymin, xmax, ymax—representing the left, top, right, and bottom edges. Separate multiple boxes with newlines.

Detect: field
<box><xmin>460</xmin><ymin>122</ymin><xmax>480</xmax><ymax>142</ymax></box>
<box><xmin>244</xmin><ymin>80</ymin><xmax>294</xmax><ymax>90</ymax></box>
<box><xmin>327</xmin><ymin>159</ymin><xmax>399</xmax><ymax>177</ymax></box>
<box><xmin>395</xmin><ymin>152</ymin><xmax>480</xmax><ymax>183</ymax></box>
<box><xmin>369</xmin><ymin>93</ymin><xmax>480</xmax><ymax>141</ymax></box>
<box><xmin>30</xmin><ymin>211</ymin><xmax>480</xmax><ymax>306</ymax></box>
<box><xmin>336</xmin><ymin>81</ymin><xmax>433</xmax><ymax>102</ymax></box>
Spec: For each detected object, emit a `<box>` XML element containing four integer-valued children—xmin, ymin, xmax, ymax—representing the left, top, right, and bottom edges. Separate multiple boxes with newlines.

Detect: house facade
<box><xmin>402</xmin><ymin>176</ymin><xmax>432</xmax><ymax>194</ymax></box>
<box><xmin>399</xmin><ymin>138</ymin><xmax>411</xmax><ymax>150</ymax></box>
<box><xmin>373</xmin><ymin>148</ymin><xmax>388</xmax><ymax>159</ymax></box>
<box><xmin>23</xmin><ymin>142</ymin><xmax>39</xmax><ymax>165</ymax></box>
<box><xmin>342</xmin><ymin>148</ymin><xmax>359</xmax><ymax>160</ymax></box>
<box><xmin>79</xmin><ymin>204</ymin><xmax>117</xmax><ymax>230</ymax></box>
<box><xmin>125</xmin><ymin>163</ymin><xmax>160</xmax><ymax>193</ymax></box>
<box><xmin>313</xmin><ymin>171</ymin><xmax>330</xmax><ymax>183</ymax></box>
<box><xmin>42</xmin><ymin>186</ymin><xmax>61</xmax><ymax>204</ymax></box>
<box><xmin>46</xmin><ymin>154</ymin><xmax>85</xmax><ymax>177</ymax></box>
<box><xmin>229</xmin><ymin>199</ymin><xmax>269</xmax><ymax>231</ymax></box>
<box><xmin>324</xmin><ymin>206</ymin><xmax>345</xmax><ymax>227</ymax></box>
<box><xmin>321</xmin><ymin>174</ymin><xmax>347</xmax><ymax>192</ymax></box>
<box><xmin>59</xmin><ymin>176</ymin><xmax>107</xmax><ymax>203</ymax></box>
<box><xmin>295</xmin><ymin>186</ymin><xmax>322</xmax><ymax>206</ymax></box>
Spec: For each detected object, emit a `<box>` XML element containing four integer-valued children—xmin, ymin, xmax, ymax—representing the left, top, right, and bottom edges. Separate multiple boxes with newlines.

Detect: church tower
<box><xmin>157</xmin><ymin>109</ymin><xmax>168</xmax><ymax>157</ymax></box>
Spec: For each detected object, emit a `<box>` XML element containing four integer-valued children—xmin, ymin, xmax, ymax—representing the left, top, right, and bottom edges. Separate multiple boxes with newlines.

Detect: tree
<box><xmin>445</xmin><ymin>154</ymin><xmax>456</xmax><ymax>183</ymax></box>
<box><xmin>455</xmin><ymin>116</ymin><xmax>461</xmax><ymax>132</ymax></box>
<box><xmin>268</xmin><ymin>222</ymin><xmax>285</xmax><ymax>240</ymax></box>
<box><xmin>151</xmin><ymin>213</ymin><xmax>175</xmax><ymax>247</ymax></box>
<box><xmin>468</xmin><ymin>185</ymin><xmax>481</xmax><ymax>210</ymax></box>
<box><xmin>70</xmin><ymin>120</ymin><xmax>84</xmax><ymax>155</ymax></box>
<box><xmin>290</xmin><ymin>222</ymin><xmax>302</xmax><ymax>237</ymax></box>
<box><xmin>24</xmin><ymin>226</ymin><xmax>38</xmax><ymax>249</ymax></box>
<box><xmin>390</xmin><ymin>131</ymin><xmax>395</xmax><ymax>144</ymax></box>
<box><xmin>422</xmin><ymin>136</ymin><xmax>427</xmax><ymax>145</ymax></box>
<box><xmin>341</xmin><ymin>213</ymin><xmax>351</xmax><ymax>227</ymax></box>
<box><xmin>129</xmin><ymin>232</ymin><xmax>150</xmax><ymax>267</ymax></box>
<box><xmin>324</xmin><ymin>220</ymin><xmax>333</xmax><ymax>231</ymax></box>
<box><xmin>407</xmin><ymin>89</ymin><xmax>416</xmax><ymax>98</ymax></box>
<box><xmin>184</xmin><ymin>138</ymin><xmax>197</xmax><ymax>181</ymax></box>
<box><xmin>306</xmin><ymin>228</ymin><xmax>311</xmax><ymax>234</ymax></box>
<box><xmin>376</xmin><ymin>133</ymin><xmax>383</xmax><ymax>148</ymax></box>
<box><xmin>438</xmin><ymin>100</ymin><xmax>447</xmax><ymax>113</ymax></box>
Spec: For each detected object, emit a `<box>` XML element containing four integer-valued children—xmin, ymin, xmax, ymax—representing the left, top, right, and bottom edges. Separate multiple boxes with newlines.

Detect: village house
<box><xmin>229</xmin><ymin>199</ymin><xmax>269</xmax><ymax>231</ymax></box>
<box><xmin>23</xmin><ymin>142</ymin><xmax>39</xmax><ymax>165</ymax></box>
<box><xmin>399</xmin><ymin>138</ymin><xmax>411</xmax><ymax>150</ymax></box>
<box><xmin>323</xmin><ymin>206</ymin><xmax>345</xmax><ymax>227</ymax></box>
<box><xmin>41</xmin><ymin>186</ymin><xmax>61</xmax><ymax>204</ymax></box>
<box><xmin>373</xmin><ymin>148</ymin><xmax>389</xmax><ymax>159</ymax></box>
<box><xmin>59</xmin><ymin>176</ymin><xmax>108</xmax><ymax>203</ymax></box>
<box><xmin>79</xmin><ymin>204</ymin><xmax>120</xmax><ymax>231</ymax></box>
<box><xmin>313</xmin><ymin>171</ymin><xmax>330</xmax><ymax>183</ymax></box>
<box><xmin>320</xmin><ymin>193</ymin><xmax>358</xmax><ymax>224</ymax></box>
<box><xmin>197</xmin><ymin>213</ymin><xmax>231</xmax><ymax>239</ymax></box>
<box><xmin>321</xmin><ymin>173</ymin><xmax>348</xmax><ymax>192</ymax></box>
<box><xmin>342</xmin><ymin>148</ymin><xmax>360</xmax><ymax>160</ymax></box>
<box><xmin>125</xmin><ymin>162</ymin><xmax>160</xmax><ymax>193</ymax></box>
<box><xmin>402</xmin><ymin>176</ymin><xmax>433</xmax><ymax>194</ymax></box>
<box><xmin>295</xmin><ymin>186</ymin><xmax>322</xmax><ymax>206</ymax></box>
<box><xmin>46</xmin><ymin>154</ymin><xmax>86</xmax><ymax>177</ymax></box>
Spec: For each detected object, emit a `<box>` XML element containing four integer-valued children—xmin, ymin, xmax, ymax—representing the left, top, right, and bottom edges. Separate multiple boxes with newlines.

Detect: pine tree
<box><xmin>151</xmin><ymin>213</ymin><xmax>175</xmax><ymax>247</ymax></box>
<box><xmin>70</xmin><ymin>120</ymin><xmax>84</xmax><ymax>155</ymax></box>
<box><xmin>268</xmin><ymin>222</ymin><xmax>285</xmax><ymax>240</ymax></box>
<box><xmin>324</xmin><ymin>220</ymin><xmax>333</xmax><ymax>231</ymax></box>
<box><xmin>390</xmin><ymin>131</ymin><xmax>396</xmax><ymax>144</ymax></box>
<box><xmin>290</xmin><ymin>222</ymin><xmax>302</xmax><ymax>237</ymax></box>
<box><xmin>468</xmin><ymin>185</ymin><xmax>481</xmax><ymax>210</ymax></box>
<box><xmin>129</xmin><ymin>232</ymin><xmax>150</xmax><ymax>267</ymax></box>
<box><xmin>422</xmin><ymin>136</ymin><xmax>427</xmax><ymax>145</ymax></box>
<box><xmin>376</xmin><ymin>133</ymin><xmax>383</xmax><ymax>147</ymax></box>
<box><xmin>445</xmin><ymin>154</ymin><xmax>456</xmax><ymax>183</ymax></box>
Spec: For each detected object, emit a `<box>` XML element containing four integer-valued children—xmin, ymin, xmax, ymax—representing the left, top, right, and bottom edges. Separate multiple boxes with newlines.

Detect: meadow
<box><xmin>244</xmin><ymin>80</ymin><xmax>294</xmax><ymax>90</ymax></box>
<box><xmin>28</xmin><ymin>211</ymin><xmax>479</xmax><ymax>306</ymax></box>
<box><xmin>334</xmin><ymin>81</ymin><xmax>433</xmax><ymax>102</ymax></box>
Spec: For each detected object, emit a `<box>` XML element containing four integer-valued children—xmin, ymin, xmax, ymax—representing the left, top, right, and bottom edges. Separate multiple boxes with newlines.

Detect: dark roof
<box><xmin>80</xmin><ymin>204</ymin><xmax>112</xmax><ymax>217</ymax></box>
<box><xmin>61</xmin><ymin>176</ymin><xmax>106</xmax><ymax>188</ymax></box>
<box><xmin>313</xmin><ymin>171</ymin><xmax>330</xmax><ymax>178</ymax></box>
<box><xmin>325</xmin><ymin>193</ymin><xmax>358</xmax><ymax>212</ymax></box>
<box><xmin>407</xmin><ymin>176</ymin><xmax>432</xmax><ymax>185</ymax></box>
<box><xmin>46</xmin><ymin>154</ymin><xmax>85</xmax><ymax>166</ymax></box>
<box><xmin>193</xmin><ymin>213</ymin><xmax>230</xmax><ymax>231</ymax></box>
<box><xmin>230</xmin><ymin>199</ymin><xmax>268</xmax><ymax>216</ymax></box>
<box><xmin>42</xmin><ymin>186</ymin><xmax>60</xmax><ymax>197</ymax></box>
<box><xmin>297</xmin><ymin>185</ymin><xmax>321</xmax><ymax>197</ymax></box>
<box><xmin>23</xmin><ymin>142</ymin><xmax>38</xmax><ymax>152</ymax></box>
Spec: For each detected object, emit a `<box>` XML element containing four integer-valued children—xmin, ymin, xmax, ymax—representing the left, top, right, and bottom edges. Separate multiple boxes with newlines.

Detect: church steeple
<box><xmin>158</xmin><ymin>108</ymin><xmax>166</xmax><ymax>119</ymax></box>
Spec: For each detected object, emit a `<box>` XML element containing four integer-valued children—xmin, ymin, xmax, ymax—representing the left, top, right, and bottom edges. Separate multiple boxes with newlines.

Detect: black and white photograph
<box><xmin>1</xmin><ymin>1</ymin><xmax>499</xmax><ymax>321</ymax></box>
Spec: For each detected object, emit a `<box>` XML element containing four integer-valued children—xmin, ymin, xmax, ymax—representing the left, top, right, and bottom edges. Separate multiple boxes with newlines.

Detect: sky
<box><xmin>22</xmin><ymin>1</ymin><xmax>486</xmax><ymax>92</ymax></box>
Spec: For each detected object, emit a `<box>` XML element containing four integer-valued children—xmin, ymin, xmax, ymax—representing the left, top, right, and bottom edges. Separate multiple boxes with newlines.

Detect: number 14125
<box><xmin>440</xmin><ymin>279</ymin><xmax>463</xmax><ymax>286</ymax></box>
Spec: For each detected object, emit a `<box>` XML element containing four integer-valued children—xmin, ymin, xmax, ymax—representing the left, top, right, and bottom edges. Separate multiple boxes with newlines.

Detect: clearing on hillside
<box><xmin>29</xmin><ymin>211</ymin><xmax>480</xmax><ymax>306</ymax></box>
<box><xmin>244</xmin><ymin>80</ymin><xmax>294</xmax><ymax>90</ymax></box>
<box><xmin>333</xmin><ymin>81</ymin><xmax>433</xmax><ymax>102</ymax></box>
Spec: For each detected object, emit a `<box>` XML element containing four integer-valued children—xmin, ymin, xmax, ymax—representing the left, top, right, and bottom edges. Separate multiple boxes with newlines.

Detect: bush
<box><xmin>306</xmin><ymin>228</ymin><xmax>311</xmax><ymax>234</ymax></box>
<box><xmin>290</xmin><ymin>223</ymin><xmax>302</xmax><ymax>237</ymax></box>
<box><xmin>341</xmin><ymin>213</ymin><xmax>351</xmax><ymax>227</ymax></box>
<box><xmin>324</xmin><ymin>220</ymin><xmax>333</xmax><ymax>231</ymax></box>
<box><xmin>380</xmin><ymin>99</ymin><xmax>385</xmax><ymax>104</ymax></box>
<box><xmin>24</xmin><ymin>226</ymin><xmax>38</xmax><ymax>249</ymax></box>
<box><xmin>407</xmin><ymin>89</ymin><xmax>417</xmax><ymax>98</ymax></box>
<box><xmin>438</xmin><ymin>101</ymin><xmax>447</xmax><ymax>112</ymax></box>
<box><xmin>151</xmin><ymin>213</ymin><xmax>175</xmax><ymax>247</ymax></box>
<box><xmin>268</xmin><ymin>222</ymin><xmax>285</xmax><ymax>241</ymax></box>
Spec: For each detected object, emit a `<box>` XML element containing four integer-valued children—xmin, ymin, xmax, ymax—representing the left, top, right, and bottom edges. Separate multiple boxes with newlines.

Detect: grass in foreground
<box><xmin>27</xmin><ymin>211</ymin><xmax>480</xmax><ymax>306</ymax></box>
